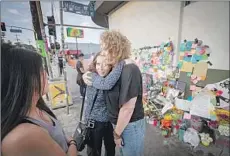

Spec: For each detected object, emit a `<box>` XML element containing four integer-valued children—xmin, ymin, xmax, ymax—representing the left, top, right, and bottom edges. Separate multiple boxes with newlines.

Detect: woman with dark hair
<box><xmin>1</xmin><ymin>43</ymin><xmax>77</xmax><ymax>156</ymax></box>
<box><xmin>82</xmin><ymin>52</ymin><xmax>124</xmax><ymax>156</ymax></box>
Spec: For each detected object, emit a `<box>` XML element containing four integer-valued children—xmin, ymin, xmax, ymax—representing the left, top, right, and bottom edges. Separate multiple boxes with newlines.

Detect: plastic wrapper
<box><xmin>183</xmin><ymin>128</ymin><xmax>200</xmax><ymax>147</ymax></box>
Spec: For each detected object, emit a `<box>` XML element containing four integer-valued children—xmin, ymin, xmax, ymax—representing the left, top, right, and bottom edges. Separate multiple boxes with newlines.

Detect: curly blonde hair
<box><xmin>100</xmin><ymin>30</ymin><xmax>131</xmax><ymax>65</ymax></box>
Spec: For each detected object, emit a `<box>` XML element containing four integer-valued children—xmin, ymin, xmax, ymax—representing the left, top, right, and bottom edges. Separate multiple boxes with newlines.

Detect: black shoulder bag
<box><xmin>73</xmin><ymin>89</ymin><xmax>98</xmax><ymax>151</ymax></box>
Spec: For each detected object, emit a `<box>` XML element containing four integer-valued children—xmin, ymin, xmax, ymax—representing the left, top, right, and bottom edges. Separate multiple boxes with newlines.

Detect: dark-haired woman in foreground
<box><xmin>1</xmin><ymin>43</ymin><xmax>77</xmax><ymax>156</ymax></box>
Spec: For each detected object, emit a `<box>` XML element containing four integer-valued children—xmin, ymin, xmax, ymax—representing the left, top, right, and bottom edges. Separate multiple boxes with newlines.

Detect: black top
<box><xmin>104</xmin><ymin>64</ymin><xmax>144</xmax><ymax>124</ymax></box>
<box><xmin>58</xmin><ymin>57</ymin><xmax>63</xmax><ymax>67</ymax></box>
<box><xmin>76</xmin><ymin>61</ymin><xmax>85</xmax><ymax>86</ymax></box>
<box><xmin>76</xmin><ymin>61</ymin><xmax>84</xmax><ymax>74</ymax></box>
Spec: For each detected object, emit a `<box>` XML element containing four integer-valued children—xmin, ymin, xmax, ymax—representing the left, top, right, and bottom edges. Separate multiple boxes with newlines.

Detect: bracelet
<box><xmin>113</xmin><ymin>131</ymin><xmax>121</xmax><ymax>139</ymax></box>
<box><xmin>69</xmin><ymin>142</ymin><xmax>77</xmax><ymax>147</ymax></box>
<box><xmin>68</xmin><ymin>140</ymin><xmax>77</xmax><ymax>146</ymax></box>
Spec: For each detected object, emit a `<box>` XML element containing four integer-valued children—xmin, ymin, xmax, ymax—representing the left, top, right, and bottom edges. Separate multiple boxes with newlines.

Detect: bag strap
<box><xmin>79</xmin><ymin>89</ymin><xmax>99</xmax><ymax>121</ymax></box>
<box><xmin>88</xmin><ymin>89</ymin><xmax>99</xmax><ymax>117</ymax></box>
<box><xmin>79</xmin><ymin>90</ymin><xmax>86</xmax><ymax>121</ymax></box>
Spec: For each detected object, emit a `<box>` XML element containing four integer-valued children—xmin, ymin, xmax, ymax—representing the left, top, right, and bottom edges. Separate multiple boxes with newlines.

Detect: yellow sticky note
<box><xmin>200</xmin><ymin>76</ymin><xmax>206</xmax><ymax>81</ymax></box>
<box><xmin>193</xmin><ymin>62</ymin><xmax>208</xmax><ymax>78</ymax></box>
<box><xmin>191</xmin><ymin>49</ymin><xmax>196</xmax><ymax>54</ymax></box>
<box><xmin>180</xmin><ymin>62</ymin><xmax>194</xmax><ymax>72</ymax></box>
<box><xmin>180</xmin><ymin>53</ymin><xmax>184</xmax><ymax>56</ymax></box>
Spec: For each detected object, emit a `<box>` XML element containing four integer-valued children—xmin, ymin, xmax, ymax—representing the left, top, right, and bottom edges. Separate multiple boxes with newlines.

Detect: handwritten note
<box><xmin>190</xmin><ymin>94</ymin><xmax>215</xmax><ymax>119</ymax></box>
<box><xmin>175</xmin><ymin>98</ymin><xmax>191</xmax><ymax>112</ymax></box>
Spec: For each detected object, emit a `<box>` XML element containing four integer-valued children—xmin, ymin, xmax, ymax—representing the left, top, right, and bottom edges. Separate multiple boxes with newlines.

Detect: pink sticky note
<box><xmin>190</xmin><ymin>85</ymin><xmax>196</xmax><ymax>91</ymax></box>
<box><xmin>192</xmin><ymin>44</ymin><xmax>197</xmax><ymax>49</ymax></box>
<box><xmin>197</xmin><ymin>77</ymin><xmax>201</xmax><ymax>81</ymax></box>
<box><xmin>191</xmin><ymin>75</ymin><xmax>197</xmax><ymax>80</ymax></box>
<box><xmin>183</xmin><ymin>113</ymin><xmax>191</xmax><ymax>119</ymax></box>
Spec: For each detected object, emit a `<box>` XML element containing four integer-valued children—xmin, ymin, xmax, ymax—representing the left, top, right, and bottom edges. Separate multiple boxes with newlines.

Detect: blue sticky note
<box><xmin>191</xmin><ymin>56</ymin><xmax>197</xmax><ymax>64</ymax></box>
<box><xmin>187</xmin><ymin>96</ymin><xmax>193</xmax><ymax>101</ymax></box>
<box><xmin>180</xmin><ymin>43</ymin><xmax>186</xmax><ymax>52</ymax></box>
<box><xmin>194</xmin><ymin>55</ymin><xmax>202</xmax><ymax>61</ymax></box>
<box><xmin>183</xmin><ymin>56</ymin><xmax>191</xmax><ymax>62</ymax></box>
<box><xmin>186</xmin><ymin>41</ymin><xmax>193</xmax><ymax>51</ymax></box>
<box><xmin>196</xmin><ymin>47</ymin><xmax>201</xmax><ymax>53</ymax></box>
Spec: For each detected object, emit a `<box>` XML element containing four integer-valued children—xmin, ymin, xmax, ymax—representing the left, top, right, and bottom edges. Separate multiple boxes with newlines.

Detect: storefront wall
<box><xmin>108</xmin><ymin>1</ymin><xmax>229</xmax><ymax>70</ymax></box>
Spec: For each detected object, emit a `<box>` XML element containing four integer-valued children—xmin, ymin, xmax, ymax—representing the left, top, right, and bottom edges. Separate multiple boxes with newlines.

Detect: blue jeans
<box><xmin>115</xmin><ymin>119</ymin><xmax>146</xmax><ymax>156</ymax></box>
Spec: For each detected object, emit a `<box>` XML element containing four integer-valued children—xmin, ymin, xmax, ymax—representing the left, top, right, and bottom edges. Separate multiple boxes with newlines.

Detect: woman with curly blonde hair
<box><xmin>84</xmin><ymin>30</ymin><xmax>146</xmax><ymax>156</ymax></box>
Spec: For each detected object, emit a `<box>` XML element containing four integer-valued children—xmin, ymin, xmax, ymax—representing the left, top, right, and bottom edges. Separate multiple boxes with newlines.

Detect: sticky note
<box><xmin>191</xmin><ymin>49</ymin><xmax>196</xmax><ymax>54</ymax></box>
<box><xmin>191</xmin><ymin>75</ymin><xmax>197</xmax><ymax>80</ymax></box>
<box><xmin>193</xmin><ymin>62</ymin><xmax>208</xmax><ymax>78</ymax></box>
<box><xmin>180</xmin><ymin>62</ymin><xmax>194</xmax><ymax>72</ymax></box>
<box><xmin>194</xmin><ymin>54</ymin><xmax>202</xmax><ymax>62</ymax></box>
<box><xmin>186</xmin><ymin>41</ymin><xmax>193</xmax><ymax>51</ymax></box>
<box><xmin>183</xmin><ymin>56</ymin><xmax>191</xmax><ymax>62</ymax></box>
<box><xmin>180</xmin><ymin>43</ymin><xmax>186</xmax><ymax>52</ymax></box>
<box><xmin>183</xmin><ymin>113</ymin><xmax>191</xmax><ymax>119</ymax></box>
<box><xmin>196</xmin><ymin>47</ymin><xmax>201</xmax><ymax>53</ymax></box>
<box><xmin>200</xmin><ymin>76</ymin><xmax>206</xmax><ymax>81</ymax></box>
<box><xmin>190</xmin><ymin>85</ymin><xmax>196</xmax><ymax>91</ymax></box>
<box><xmin>187</xmin><ymin>96</ymin><xmax>193</xmax><ymax>101</ymax></box>
<box><xmin>192</xmin><ymin>44</ymin><xmax>197</xmax><ymax>49</ymax></box>
<box><xmin>202</xmin><ymin>54</ymin><xmax>208</xmax><ymax>60</ymax></box>
<box><xmin>180</xmin><ymin>56</ymin><xmax>184</xmax><ymax>60</ymax></box>
<box><xmin>177</xmin><ymin>61</ymin><xmax>183</xmax><ymax>69</ymax></box>
<box><xmin>199</xmin><ymin>49</ymin><xmax>206</xmax><ymax>55</ymax></box>
<box><xmin>197</xmin><ymin>77</ymin><xmax>201</xmax><ymax>81</ymax></box>
<box><xmin>187</xmin><ymin>72</ymin><xmax>192</xmax><ymax>77</ymax></box>
<box><xmin>191</xmin><ymin>57</ymin><xmax>197</xmax><ymax>64</ymax></box>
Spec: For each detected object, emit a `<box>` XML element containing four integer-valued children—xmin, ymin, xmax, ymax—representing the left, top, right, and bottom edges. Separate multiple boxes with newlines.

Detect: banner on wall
<box><xmin>66</xmin><ymin>27</ymin><xmax>84</xmax><ymax>38</ymax></box>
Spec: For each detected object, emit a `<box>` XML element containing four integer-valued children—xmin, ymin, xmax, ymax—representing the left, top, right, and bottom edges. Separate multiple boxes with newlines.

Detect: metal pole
<box><xmin>76</xmin><ymin>37</ymin><xmax>78</xmax><ymax>52</ymax></box>
<box><xmin>60</xmin><ymin>1</ymin><xmax>69</xmax><ymax>115</ymax></box>
<box><xmin>60</xmin><ymin>1</ymin><xmax>65</xmax><ymax>53</ymax></box>
<box><xmin>35</xmin><ymin>1</ymin><xmax>53</xmax><ymax>79</ymax></box>
<box><xmin>64</xmin><ymin>70</ymin><xmax>69</xmax><ymax>115</ymax></box>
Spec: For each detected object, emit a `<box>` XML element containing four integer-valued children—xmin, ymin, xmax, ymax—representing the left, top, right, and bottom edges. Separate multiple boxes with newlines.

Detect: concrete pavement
<box><xmin>48</xmin><ymin>63</ymin><xmax>226</xmax><ymax>156</ymax></box>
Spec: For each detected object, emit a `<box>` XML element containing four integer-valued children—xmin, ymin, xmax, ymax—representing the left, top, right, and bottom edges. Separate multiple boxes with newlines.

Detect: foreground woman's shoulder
<box><xmin>2</xmin><ymin>123</ymin><xmax>49</xmax><ymax>155</ymax></box>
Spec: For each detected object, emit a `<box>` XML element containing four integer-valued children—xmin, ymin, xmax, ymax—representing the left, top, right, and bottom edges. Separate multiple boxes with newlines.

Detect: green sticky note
<box><xmin>187</xmin><ymin>72</ymin><xmax>192</xmax><ymax>77</ymax></box>
<box><xmin>202</xmin><ymin>54</ymin><xmax>208</xmax><ymax>60</ymax></box>
<box><xmin>177</xmin><ymin>61</ymin><xmax>183</xmax><ymax>69</ymax></box>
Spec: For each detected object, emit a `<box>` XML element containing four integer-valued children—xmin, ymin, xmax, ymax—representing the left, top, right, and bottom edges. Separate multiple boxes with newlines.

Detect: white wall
<box><xmin>109</xmin><ymin>1</ymin><xmax>229</xmax><ymax>70</ymax></box>
<box><xmin>109</xmin><ymin>1</ymin><xmax>181</xmax><ymax>50</ymax></box>
<box><xmin>181</xmin><ymin>2</ymin><xmax>229</xmax><ymax>70</ymax></box>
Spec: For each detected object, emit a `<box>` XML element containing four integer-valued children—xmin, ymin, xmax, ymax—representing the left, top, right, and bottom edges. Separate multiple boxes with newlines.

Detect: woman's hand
<box><xmin>83</xmin><ymin>71</ymin><xmax>93</xmax><ymax>86</ymax></box>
